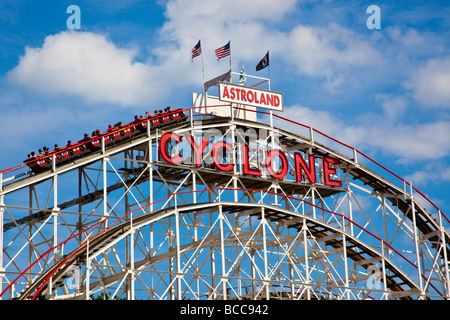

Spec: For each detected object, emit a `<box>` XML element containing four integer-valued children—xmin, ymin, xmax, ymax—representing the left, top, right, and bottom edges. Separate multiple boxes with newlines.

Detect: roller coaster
<box><xmin>0</xmin><ymin>86</ymin><xmax>449</xmax><ymax>300</ymax></box>
<box><xmin>22</xmin><ymin>107</ymin><xmax>187</xmax><ymax>174</ymax></box>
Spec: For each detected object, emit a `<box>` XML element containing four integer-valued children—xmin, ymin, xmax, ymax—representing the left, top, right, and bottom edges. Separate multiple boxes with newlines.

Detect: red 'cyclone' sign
<box><xmin>159</xmin><ymin>132</ymin><xmax>342</xmax><ymax>188</ymax></box>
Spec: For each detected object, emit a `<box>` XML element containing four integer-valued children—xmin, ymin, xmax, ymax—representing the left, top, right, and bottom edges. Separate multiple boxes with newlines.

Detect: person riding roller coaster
<box><xmin>23</xmin><ymin>107</ymin><xmax>187</xmax><ymax>173</ymax></box>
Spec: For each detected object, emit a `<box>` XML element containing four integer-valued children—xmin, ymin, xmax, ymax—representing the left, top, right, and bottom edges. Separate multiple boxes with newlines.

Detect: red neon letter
<box><xmin>159</xmin><ymin>132</ymin><xmax>183</xmax><ymax>164</ymax></box>
<box><xmin>294</xmin><ymin>153</ymin><xmax>316</xmax><ymax>184</ymax></box>
<box><xmin>247</xmin><ymin>90</ymin><xmax>254</xmax><ymax>103</ymax></box>
<box><xmin>266</xmin><ymin>93</ymin><xmax>273</xmax><ymax>106</ymax></box>
<box><xmin>253</xmin><ymin>91</ymin><xmax>259</xmax><ymax>103</ymax></box>
<box><xmin>242</xmin><ymin>144</ymin><xmax>261</xmax><ymax>176</ymax></box>
<box><xmin>186</xmin><ymin>134</ymin><xmax>209</xmax><ymax>168</ymax></box>
<box><xmin>223</xmin><ymin>86</ymin><xmax>230</xmax><ymax>98</ymax></box>
<box><xmin>230</xmin><ymin>87</ymin><xmax>236</xmax><ymax>99</ymax></box>
<box><xmin>273</xmin><ymin>95</ymin><xmax>280</xmax><ymax>107</ymax></box>
<box><xmin>241</xmin><ymin>89</ymin><xmax>247</xmax><ymax>102</ymax></box>
<box><xmin>323</xmin><ymin>156</ymin><xmax>342</xmax><ymax>187</ymax></box>
<box><xmin>260</xmin><ymin>93</ymin><xmax>266</xmax><ymax>105</ymax></box>
<box><xmin>212</xmin><ymin>141</ymin><xmax>234</xmax><ymax>172</ymax></box>
<box><xmin>265</xmin><ymin>149</ymin><xmax>288</xmax><ymax>179</ymax></box>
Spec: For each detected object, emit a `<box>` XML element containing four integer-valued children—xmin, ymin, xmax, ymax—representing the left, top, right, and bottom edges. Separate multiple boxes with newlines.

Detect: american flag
<box><xmin>191</xmin><ymin>40</ymin><xmax>201</xmax><ymax>62</ymax></box>
<box><xmin>215</xmin><ymin>41</ymin><xmax>230</xmax><ymax>61</ymax></box>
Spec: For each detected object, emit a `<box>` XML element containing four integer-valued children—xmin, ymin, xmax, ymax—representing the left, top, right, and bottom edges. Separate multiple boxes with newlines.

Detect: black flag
<box><xmin>256</xmin><ymin>51</ymin><xmax>269</xmax><ymax>71</ymax></box>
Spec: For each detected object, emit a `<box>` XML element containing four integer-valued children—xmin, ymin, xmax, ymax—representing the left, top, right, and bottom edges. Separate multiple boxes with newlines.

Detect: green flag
<box><xmin>239</xmin><ymin>63</ymin><xmax>246</xmax><ymax>86</ymax></box>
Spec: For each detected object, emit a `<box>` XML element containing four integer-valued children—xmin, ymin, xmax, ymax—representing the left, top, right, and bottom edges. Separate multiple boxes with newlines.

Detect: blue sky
<box><xmin>1</xmin><ymin>0</ymin><xmax>450</xmax><ymax>213</ymax></box>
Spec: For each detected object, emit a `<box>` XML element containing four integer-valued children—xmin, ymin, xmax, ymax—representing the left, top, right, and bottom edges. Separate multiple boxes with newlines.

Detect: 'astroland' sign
<box><xmin>158</xmin><ymin>131</ymin><xmax>342</xmax><ymax>188</ymax></box>
<box><xmin>219</xmin><ymin>82</ymin><xmax>284</xmax><ymax>112</ymax></box>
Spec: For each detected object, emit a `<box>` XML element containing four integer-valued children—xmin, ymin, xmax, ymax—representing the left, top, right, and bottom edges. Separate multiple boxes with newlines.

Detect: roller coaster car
<box><xmin>86</xmin><ymin>137</ymin><xmax>101</xmax><ymax>151</ymax></box>
<box><xmin>103</xmin><ymin>135</ymin><xmax>111</xmax><ymax>145</ymax></box>
<box><xmin>122</xmin><ymin>125</ymin><xmax>134</xmax><ymax>136</ymax></box>
<box><xmin>170</xmin><ymin>108</ymin><xmax>185</xmax><ymax>120</ymax></box>
<box><xmin>161</xmin><ymin>114</ymin><xmax>171</xmax><ymax>124</ymax></box>
<box><xmin>135</xmin><ymin>120</ymin><xmax>148</xmax><ymax>133</ymax></box>
<box><xmin>71</xmin><ymin>144</ymin><xmax>84</xmax><ymax>155</ymax></box>
<box><xmin>24</xmin><ymin>155</ymin><xmax>51</xmax><ymax>173</ymax></box>
<box><xmin>108</xmin><ymin>124</ymin><xmax>139</xmax><ymax>146</ymax></box>
<box><xmin>156</xmin><ymin>109</ymin><xmax>185</xmax><ymax>126</ymax></box>
<box><xmin>110</xmin><ymin>129</ymin><xmax>122</xmax><ymax>141</ymax></box>
<box><xmin>33</xmin><ymin>158</ymin><xmax>49</xmax><ymax>172</ymax></box>
<box><xmin>23</xmin><ymin>157</ymin><xmax>39</xmax><ymax>172</ymax></box>
<box><xmin>150</xmin><ymin>116</ymin><xmax>162</xmax><ymax>128</ymax></box>
<box><xmin>59</xmin><ymin>147</ymin><xmax>72</xmax><ymax>160</ymax></box>
<box><xmin>23</xmin><ymin>109</ymin><xmax>189</xmax><ymax>174</ymax></box>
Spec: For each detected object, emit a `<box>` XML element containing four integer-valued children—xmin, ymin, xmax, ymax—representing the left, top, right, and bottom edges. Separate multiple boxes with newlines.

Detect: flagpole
<box><xmin>228</xmin><ymin>40</ymin><xmax>232</xmax><ymax>75</ymax></box>
<box><xmin>200</xmin><ymin>40</ymin><xmax>207</xmax><ymax>108</ymax></box>
<box><xmin>200</xmin><ymin>41</ymin><xmax>205</xmax><ymax>84</ymax></box>
<box><xmin>267</xmin><ymin>51</ymin><xmax>272</xmax><ymax>126</ymax></box>
<box><xmin>228</xmin><ymin>40</ymin><xmax>233</xmax><ymax>119</ymax></box>
<box><xmin>267</xmin><ymin>50</ymin><xmax>270</xmax><ymax>90</ymax></box>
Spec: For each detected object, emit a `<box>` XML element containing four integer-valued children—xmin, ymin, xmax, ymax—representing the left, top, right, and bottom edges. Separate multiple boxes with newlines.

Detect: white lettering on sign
<box><xmin>219</xmin><ymin>82</ymin><xmax>284</xmax><ymax>112</ymax></box>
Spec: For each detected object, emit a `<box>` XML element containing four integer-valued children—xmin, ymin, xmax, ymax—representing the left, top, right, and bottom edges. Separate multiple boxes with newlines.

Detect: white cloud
<box><xmin>7</xmin><ymin>0</ymin><xmax>382</xmax><ymax>106</ymax></box>
<box><xmin>368</xmin><ymin>121</ymin><xmax>450</xmax><ymax>160</ymax></box>
<box><xmin>405</xmin><ymin>166</ymin><xmax>450</xmax><ymax>187</ymax></box>
<box><xmin>162</xmin><ymin>2</ymin><xmax>381</xmax><ymax>90</ymax></box>
<box><xmin>279</xmin><ymin>104</ymin><xmax>450</xmax><ymax>162</ymax></box>
<box><xmin>405</xmin><ymin>57</ymin><xmax>450</xmax><ymax>109</ymax></box>
<box><xmin>376</xmin><ymin>94</ymin><xmax>408</xmax><ymax>121</ymax></box>
<box><xmin>8</xmin><ymin>31</ymin><xmax>168</xmax><ymax>106</ymax></box>
<box><xmin>387</xmin><ymin>27</ymin><xmax>425</xmax><ymax>47</ymax></box>
<box><xmin>158</xmin><ymin>0</ymin><xmax>297</xmax><ymax>77</ymax></box>
<box><xmin>281</xmin><ymin>23</ymin><xmax>381</xmax><ymax>80</ymax></box>
<box><xmin>164</xmin><ymin>0</ymin><xmax>297</xmax><ymax>25</ymax></box>
<box><xmin>6</xmin><ymin>0</ymin><xmax>299</xmax><ymax>106</ymax></box>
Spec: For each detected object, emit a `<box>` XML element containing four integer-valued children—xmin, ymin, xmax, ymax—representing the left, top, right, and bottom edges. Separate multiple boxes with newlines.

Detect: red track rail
<box><xmin>1</xmin><ymin>104</ymin><xmax>448</xmax><ymax>225</ymax></box>
<box><xmin>0</xmin><ymin>104</ymin><xmax>449</xmax><ymax>299</ymax></box>
<box><xmin>1</xmin><ymin>108</ymin><xmax>187</xmax><ymax>175</ymax></box>
<box><xmin>0</xmin><ymin>187</ymin><xmax>437</xmax><ymax>300</ymax></box>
